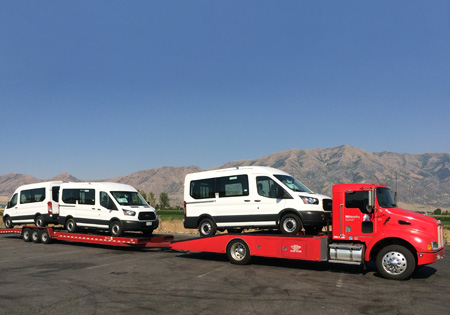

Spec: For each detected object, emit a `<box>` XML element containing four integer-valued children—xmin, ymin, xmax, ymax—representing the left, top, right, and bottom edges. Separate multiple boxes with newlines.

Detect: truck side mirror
<box><xmin>366</xmin><ymin>205</ymin><xmax>373</xmax><ymax>213</ymax></box>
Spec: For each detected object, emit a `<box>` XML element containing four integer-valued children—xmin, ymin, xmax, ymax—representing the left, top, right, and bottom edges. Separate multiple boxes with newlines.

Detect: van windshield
<box><xmin>111</xmin><ymin>191</ymin><xmax>147</xmax><ymax>206</ymax></box>
<box><xmin>274</xmin><ymin>175</ymin><xmax>312</xmax><ymax>193</ymax></box>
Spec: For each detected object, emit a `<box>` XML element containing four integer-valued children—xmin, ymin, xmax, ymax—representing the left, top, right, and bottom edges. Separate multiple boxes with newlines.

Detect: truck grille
<box><xmin>438</xmin><ymin>224</ymin><xmax>444</xmax><ymax>248</ymax></box>
<box><xmin>323</xmin><ymin>199</ymin><xmax>332</xmax><ymax>211</ymax></box>
<box><xmin>138</xmin><ymin>212</ymin><xmax>156</xmax><ymax>221</ymax></box>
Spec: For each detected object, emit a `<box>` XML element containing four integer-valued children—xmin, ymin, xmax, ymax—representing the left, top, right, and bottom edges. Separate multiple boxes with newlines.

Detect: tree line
<box><xmin>138</xmin><ymin>190</ymin><xmax>182</xmax><ymax>210</ymax></box>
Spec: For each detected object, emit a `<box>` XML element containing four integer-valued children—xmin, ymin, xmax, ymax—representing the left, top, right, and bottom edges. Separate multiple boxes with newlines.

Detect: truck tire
<box><xmin>4</xmin><ymin>216</ymin><xmax>13</xmax><ymax>229</ymax></box>
<box><xmin>280</xmin><ymin>214</ymin><xmax>301</xmax><ymax>235</ymax></box>
<box><xmin>31</xmin><ymin>229</ymin><xmax>41</xmax><ymax>243</ymax></box>
<box><xmin>22</xmin><ymin>228</ymin><xmax>32</xmax><ymax>242</ymax></box>
<box><xmin>111</xmin><ymin>221</ymin><xmax>124</xmax><ymax>237</ymax></box>
<box><xmin>41</xmin><ymin>229</ymin><xmax>52</xmax><ymax>244</ymax></box>
<box><xmin>66</xmin><ymin>218</ymin><xmax>77</xmax><ymax>233</ymax></box>
<box><xmin>198</xmin><ymin>218</ymin><xmax>216</xmax><ymax>237</ymax></box>
<box><xmin>227</xmin><ymin>239</ymin><xmax>252</xmax><ymax>265</ymax></box>
<box><xmin>35</xmin><ymin>215</ymin><xmax>45</xmax><ymax>227</ymax></box>
<box><xmin>376</xmin><ymin>245</ymin><xmax>416</xmax><ymax>280</ymax></box>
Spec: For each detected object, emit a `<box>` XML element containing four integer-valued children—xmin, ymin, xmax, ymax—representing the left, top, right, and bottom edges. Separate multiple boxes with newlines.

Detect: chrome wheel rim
<box><xmin>382</xmin><ymin>251</ymin><xmax>407</xmax><ymax>275</ymax></box>
<box><xmin>201</xmin><ymin>222</ymin><xmax>212</xmax><ymax>235</ymax></box>
<box><xmin>230</xmin><ymin>242</ymin><xmax>247</xmax><ymax>261</ymax></box>
<box><xmin>283</xmin><ymin>218</ymin><xmax>297</xmax><ymax>233</ymax></box>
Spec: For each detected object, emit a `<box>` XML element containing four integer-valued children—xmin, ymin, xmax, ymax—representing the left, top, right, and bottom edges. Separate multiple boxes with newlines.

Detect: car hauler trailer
<box><xmin>1</xmin><ymin>227</ymin><xmax>172</xmax><ymax>248</ymax></box>
<box><xmin>171</xmin><ymin>183</ymin><xmax>445</xmax><ymax>280</ymax></box>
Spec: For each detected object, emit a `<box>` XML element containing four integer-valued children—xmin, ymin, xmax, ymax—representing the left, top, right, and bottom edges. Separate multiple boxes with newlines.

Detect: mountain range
<box><xmin>1</xmin><ymin>145</ymin><xmax>449</xmax><ymax>211</ymax></box>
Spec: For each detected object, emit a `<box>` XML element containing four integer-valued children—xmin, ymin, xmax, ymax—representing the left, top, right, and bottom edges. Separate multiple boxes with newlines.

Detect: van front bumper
<box><xmin>122</xmin><ymin>219</ymin><xmax>159</xmax><ymax>230</ymax></box>
<box><xmin>301</xmin><ymin>210</ymin><xmax>332</xmax><ymax>227</ymax></box>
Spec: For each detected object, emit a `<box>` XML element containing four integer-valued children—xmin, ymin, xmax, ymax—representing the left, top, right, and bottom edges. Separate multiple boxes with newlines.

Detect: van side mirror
<box><xmin>7</xmin><ymin>201</ymin><xmax>11</xmax><ymax>209</ymax></box>
<box><xmin>276</xmin><ymin>186</ymin><xmax>286</xmax><ymax>199</ymax></box>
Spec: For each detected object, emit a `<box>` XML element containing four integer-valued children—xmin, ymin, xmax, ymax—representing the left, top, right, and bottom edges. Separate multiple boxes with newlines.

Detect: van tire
<box><xmin>142</xmin><ymin>228</ymin><xmax>153</xmax><ymax>236</ymax></box>
<box><xmin>22</xmin><ymin>228</ymin><xmax>32</xmax><ymax>242</ymax></box>
<box><xmin>227</xmin><ymin>239</ymin><xmax>252</xmax><ymax>265</ymax></box>
<box><xmin>4</xmin><ymin>216</ymin><xmax>13</xmax><ymax>229</ymax></box>
<box><xmin>199</xmin><ymin>218</ymin><xmax>216</xmax><ymax>237</ymax></box>
<box><xmin>35</xmin><ymin>215</ymin><xmax>45</xmax><ymax>227</ymax></box>
<box><xmin>111</xmin><ymin>221</ymin><xmax>124</xmax><ymax>237</ymax></box>
<box><xmin>66</xmin><ymin>218</ymin><xmax>77</xmax><ymax>233</ymax></box>
<box><xmin>280</xmin><ymin>214</ymin><xmax>301</xmax><ymax>235</ymax></box>
<box><xmin>31</xmin><ymin>229</ymin><xmax>41</xmax><ymax>243</ymax></box>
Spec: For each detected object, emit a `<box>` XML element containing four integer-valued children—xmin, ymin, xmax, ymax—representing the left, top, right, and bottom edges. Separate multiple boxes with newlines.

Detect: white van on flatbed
<box><xmin>3</xmin><ymin>181</ymin><xmax>63</xmax><ymax>228</ymax></box>
<box><xmin>183</xmin><ymin>166</ymin><xmax>332</xmax><ymax>236</ymax></box>
<box><xmin>57</xmin><ymin>182</ymin><xmax>158</xmax><ymax>237</ymax></box>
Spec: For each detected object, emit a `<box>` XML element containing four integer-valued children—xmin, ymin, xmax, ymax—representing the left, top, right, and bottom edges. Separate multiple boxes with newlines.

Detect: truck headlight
<box><xmin>122</xmin><ymin>209</ymin><xmax>136</xmax><ymax>216</ymax></box>
<box><xmin>427</xmin><ymin>242</ymin><xmax>439</xmax><ymax>251</ymax></box>
<box><xmin>300</xmin><ymin>196</ymin><xmax>319</xmax><ymax>205</ymax></box>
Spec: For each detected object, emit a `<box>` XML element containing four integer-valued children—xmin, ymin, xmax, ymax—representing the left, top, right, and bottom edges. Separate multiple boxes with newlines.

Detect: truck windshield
<box><xmin>376</xmin><ymin>187</ymin><xmax>397</xmax><ymax>208</ymax></box>
<box><xmin>274</xmin><ymin>175</ymin><xmax>312</xmax><ymax>193</ymax></box>
<box><xmin>111</xmin><ymin>191</ymin><xmax>147</xmax><ymax>206</ymax></box>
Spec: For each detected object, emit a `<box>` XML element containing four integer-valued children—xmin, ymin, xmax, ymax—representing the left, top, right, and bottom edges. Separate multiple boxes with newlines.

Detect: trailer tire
<box><xmin>198</xmin><ymin>218</ymin><xmax>216</xmax><ymax>237</ymax></box>
<box><xmin>227</xmin><ymin>239</ymin><xmax>252</xmax><ymax>265</ymax></box>
<box><xmin>41</xmin><ymin>229</ymin><xmax>52</xmax><ymax>244</ymax></box>
<box><xmin>111</xmin><ymin>221</ymin><xmax>124</xmax><ymax>237</ymax></box>
<box><xmin>35</xmin><ymin>215</ymin><xmax>45</xmax><ymax>227</ymax></box>
<box><xmin>376</xmin><ymin>245</ymin><xmax>416</xmax><ymax>280</ymax></box>
<box><xmin>31</xmin><ymin>229</ymin><xmax>41</xmax><ymax>243</ymax></box>
<box><xmin>22</xmin><ymin>228</ymin><xmax>32</xmax><ymax>242</ymax></box>
<box><xmin>66</xmin><ymin>218</ymin><xmax>77</xmax><ymax>233</ymax></box>
<box><xmin>4</xmin><ymin>216</ymin><xmax>13</xmax><ymax>229</ymax></box>
<box><xmin>280</xmin><ymin>214</ymin><xmax>301</xmax><ymax>235</ymax></box>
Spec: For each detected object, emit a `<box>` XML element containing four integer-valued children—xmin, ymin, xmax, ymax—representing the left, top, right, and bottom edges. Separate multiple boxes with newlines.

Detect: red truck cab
<box><xmin>332</xmin><ymin>183</ymin><xmax>445</xmax><ymax>279</ymax></box>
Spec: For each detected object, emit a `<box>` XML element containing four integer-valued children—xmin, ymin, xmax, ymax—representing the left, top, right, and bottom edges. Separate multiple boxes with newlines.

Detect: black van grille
<box><xmin>323</xmin><ymin>199</ymin><xmax>332</xmax><ymax>211</ymax></box>
<box><xmin>138</xmin><ymin>212</ymin><xmax>156</xmax><ymax>220</ymax></box>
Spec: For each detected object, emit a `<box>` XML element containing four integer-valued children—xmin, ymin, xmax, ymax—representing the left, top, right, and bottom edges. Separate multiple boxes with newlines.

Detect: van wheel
<box><xmin>41</xmin><ymin>229</ymin><xmax>52</xmax><ymax>244</ymax></box>
<box><xmin>376</xmin><ymin>245</ymin><xmax>416</xmax><ymax>280</ymax></box>
<box><xmin>4</xmin><ymin>216</ymin><xmax>13</xmax><ymax>229</ymax></box>
<box><xmin>22</xmin><ymin>228</ymin><xmax>32</xmax><ymax>242</ymax></box>
<box><xmin>199</xmin><ymin>218</ymin><xmax>216</xmax><ymax>237</ymax></box>
<box><xmin>280</xmin><ymin>214</ymin><xmax>301</xmax><ymax>235</ymax></box>
<box><xmin>111</xmin><ymin>221</ymin><xmax>124</xmax><ymax>237</ymax></box>
<box><xmin>227</xmin><ymin>239</ymin><xmax>252</xmax><ymax>265</ymax></box>
<box><xmin>66</xmin><ymin>218</ymin><xmax>77</xmax><ymax>233</ymax></box>
<box><xmin>35</xmin><ymin>215</ymin><xmax>45</xmax><ymax>227</ymax></box>
<box><xmin>31</xmin><ymin>229</ymin><xmax>41</xmax><ymax>243</ymax></box>
<box><xmin>142</xmin><ymin>228</ymin><xmax>153</xmax><ymax>236</ymax></box>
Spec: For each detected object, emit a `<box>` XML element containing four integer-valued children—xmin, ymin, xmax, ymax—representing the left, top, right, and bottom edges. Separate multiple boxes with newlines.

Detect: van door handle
<box><xmin>254</xmin><ymin>200</ymin><xmax>261</xmax><ymax>202</ymax></box>
<box><xmin>244</xmin><ymin>200</ymin><xmax>251</xmax><ymax>202</ymax></box>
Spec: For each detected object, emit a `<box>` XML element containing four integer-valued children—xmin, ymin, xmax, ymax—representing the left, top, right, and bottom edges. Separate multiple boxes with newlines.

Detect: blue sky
<box><xmin>1</xmin><ymin>1</ymin><xmax>449</xmax><ymax>179</ymax></box>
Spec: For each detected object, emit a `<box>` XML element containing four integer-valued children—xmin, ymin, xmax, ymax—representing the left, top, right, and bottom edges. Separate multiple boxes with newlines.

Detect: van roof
<box><xmin>59</xmin><ymin>182</ymin><xmax>138</xmax><ymax>191</ymax></box>
<box><xmin>186</xmin><ymin>166</ymin><xmax>290</xmax><ymax>179</ymax></box>
<box><xmin>13</xmin><ymin>181</ymin><xmax>64</xmax><ymax>192</ymax></box>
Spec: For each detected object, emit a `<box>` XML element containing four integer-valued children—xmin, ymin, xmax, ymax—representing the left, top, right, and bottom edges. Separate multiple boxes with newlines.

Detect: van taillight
<box><xmin>48</xmin><ymin>201</ymin><xmax>53</xmax><ymax>214</ymax></box>
<box><xmin>184</xmin><ymin>201</ymin><xmax>187</xmax><ymax>218</ymax></box>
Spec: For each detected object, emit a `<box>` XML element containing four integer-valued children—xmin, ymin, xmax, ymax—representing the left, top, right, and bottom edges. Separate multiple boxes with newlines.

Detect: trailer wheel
<box><xmin>111</xmin><ymin>221</ymin><xmax>124</xmax><ymax>237</ymax></box>
<box><xmin>227</xmin><ymin>239</ymin><xmax>252</xmax><ymax>265</ymax></box>
<box><xmin>22</xmin><ymin>228</ymin><xmax>32</xmax><ymax>242</ymax></box>
<box><xmin>31</xmin><ymin>229</ymin><xmax>41</xmax><ymax>243</ymax></box>
<box><xmin>376</xmin><ymin>245</ymin><xmax>416</xmax><ymax>280</ymax></box>
<box><xmin>35</xmin><ymin>215</ymin><xmax>45</xmax><ymax>227</ymax></box>
<box><xmin>66</xmin><ymin>218</ymin><xmax>77</xmax><ymax>233</ymax></box>
<box><xmin>280</xmin><ymin>214</ymin><xmax>301</xmax><ymax>235</ymax></box>
<box><xmin>198</xmin><ymin>218</ymin><xmax>216</xmax><ymax>237</ymax></box>
<box><xmin>41</xmin><ymin>229</ymin><xmax>52</xmax><ymax>244</ymax></box>
<box><xmin>4</xmin><ymin>216</ymin><xmax>13</xmax><ymax>229</ymax></box>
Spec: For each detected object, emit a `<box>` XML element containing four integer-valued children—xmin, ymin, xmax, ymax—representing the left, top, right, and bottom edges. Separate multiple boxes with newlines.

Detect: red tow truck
<box><xmin>171</xmin><ymin>183</ymin><xmax>445</xmax><ymax>280</ymax></box>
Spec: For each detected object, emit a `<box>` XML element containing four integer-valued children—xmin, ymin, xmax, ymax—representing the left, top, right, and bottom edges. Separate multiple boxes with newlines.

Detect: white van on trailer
<box><xmin>3</xmin><ymin>181</ymin><xmax>63</xmax><ymax>228</ymax></box>
<box><xmin>183</xmin><ymin>166</ymin><xmax>332</xmax><ymax>237</ymax></box>
<box><xmin>57</xmin><ymin>182</ymin><xmax>158</xmax><ymax>237</ymax></box>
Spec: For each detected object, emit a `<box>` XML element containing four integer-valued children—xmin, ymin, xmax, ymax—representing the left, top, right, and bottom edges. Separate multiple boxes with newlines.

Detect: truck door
<box><xmin>341</xmin><ymin>190</ymin><xmax>375</xmax><ymax>238</ymax></box>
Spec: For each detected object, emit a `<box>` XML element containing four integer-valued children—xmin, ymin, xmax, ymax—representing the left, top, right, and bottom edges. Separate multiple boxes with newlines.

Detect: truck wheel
<box><xmin>111</xmin><ymin>221</ymin><xmax>124</xmax><ymax>237</ymax></box>
<box><xmin>4</xmin><ymin>216</ymin><xmax>13</xmax><ymax>229</ymax></box>
<box><xmin>22</xmin><ymin>228</ymin><xmax>32</xmax><ymax>242</ymax></box>
<box><xmin>376</xmin><ymin>245</ymin><xmax>416</xmax><ymax>280</ymax></box>
<box><xmin>35</xmin><ymin>215</ymin><xmax>45</xmax><ymax>227</ymax></box>
<box><xmin>31</xmin><ymin>229</ymin><xmax>41</xmax><ymax>243</ymax></box>
<box><xmin>41</xmin><ymin>229</ymin><xmax>52</xmax><ymax>244</ymax></box>
<box><xmin>227</xmin><ymin>239</ymin><xmax>252</xmax><ymax>265</ymax></box>
<box><xmin>280</xmin><ymin>214</ymin><xmax>301</xmax><ymax>235</ymax></box>
<box><xmin>66</xmin><ymin>218</ymin><xmax>77</xmax><ymax>233</ymax></box>
<box><xmin>198</xmin><ymin>218</ymin><xmax>216</xmax><ymax>237</ymax></box>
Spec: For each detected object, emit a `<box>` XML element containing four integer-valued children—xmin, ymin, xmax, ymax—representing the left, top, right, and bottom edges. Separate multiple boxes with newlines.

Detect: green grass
<box><xmin>431</xmin><ymin>215</ymin><xmax>450</xmax><ymax>229</ymax></box>
<box><xmin>158</xmin><ymin>209</ymin><xmax>184</xmax><ymax>221</ymax></box>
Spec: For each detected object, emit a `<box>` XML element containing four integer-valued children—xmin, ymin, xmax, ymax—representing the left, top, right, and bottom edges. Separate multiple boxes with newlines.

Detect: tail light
<box><xmin>47</xmin><ymin>201</ymin><xmax>53</xmax><ymax>214</ymax></box>
<box><xmin>184</xmin><ymin>201</ymin><xmax>187</xmax><ymax>218</ymax></box>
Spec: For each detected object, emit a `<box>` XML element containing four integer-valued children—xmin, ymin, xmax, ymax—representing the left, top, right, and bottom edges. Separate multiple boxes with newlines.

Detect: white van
<box><xmin>57</xmin><ymin>182</ymin><xmax>158</xmax><ymax>237</ymax></box>
<box><xmin>3</xmin><ymin>181</ymin><xmax>63</xmax><ymax>228</ymax></box>
<box><xmin>183</xmin><ymin>166</ymin><xmax>332</xmax><ymax>236</ymax></box>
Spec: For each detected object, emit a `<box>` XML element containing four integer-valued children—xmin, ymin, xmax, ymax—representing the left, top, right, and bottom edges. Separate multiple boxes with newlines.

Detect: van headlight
<box><xmin>122</xmin><ymin>209</ymin><xmax>136</xmax><ymax>216</ymax></box>
<box><xmin>300</xmin><ymin>196</ymin><xmax>319</xmax><ymax>205</ymax></box>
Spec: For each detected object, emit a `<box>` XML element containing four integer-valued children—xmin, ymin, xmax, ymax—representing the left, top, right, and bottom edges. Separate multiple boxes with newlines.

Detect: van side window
<box><xmin>217</xmin><ymin>175</ymin><xmax>249</xmax><ymax>198</ymax></box>
<box><xmin>190</xmin><ymin>178</ymin><xmax>215</xmax><ymax>199</ymax></box>
<box><xmin>9</xmin><ymin>193</ymin><xmax>18</xmax><ymax>208</ymax></box>
<box><xmin>62</xmin><ymin>189</ymin><xmax>95</xmax><ymax>205</ymax></box>
<box><xmin>100</xmin><ymin>191</ymin><xmax>117</xmax><ymax>210</ymax></box>
<box><xmin>345</xmin><ymin>191</ymin><xmax>369</xmax><ymax>213</ymax></box>
<box><xmin>257</xmin><ymin>176</ymin><xmax>289</xmax><ymax>199</ymax></box>
<box><xmin>20</xmin><ymin>188</ymin><xmax>45</xmax><ymax>204</ymax></box>
<box><xmin>52</xmin><ymin>187</ymin><xmax>60</xmax><ymax>203</ymax></box>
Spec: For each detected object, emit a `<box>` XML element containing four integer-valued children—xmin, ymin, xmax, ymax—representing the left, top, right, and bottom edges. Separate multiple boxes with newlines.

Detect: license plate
<box><xmin>146</xmin><ymin>222</ymin><xmax>152</xmax><ymax>226</ymax></box>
